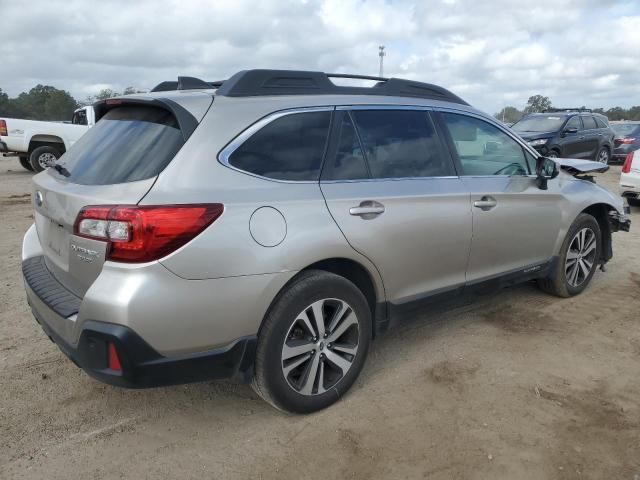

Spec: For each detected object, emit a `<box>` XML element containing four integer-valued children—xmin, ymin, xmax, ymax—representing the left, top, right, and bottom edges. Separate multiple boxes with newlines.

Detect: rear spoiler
<box><xmin>92</xmin><ymin>97</ymin><xmax>199</xmax><ymax>142</ymax></box>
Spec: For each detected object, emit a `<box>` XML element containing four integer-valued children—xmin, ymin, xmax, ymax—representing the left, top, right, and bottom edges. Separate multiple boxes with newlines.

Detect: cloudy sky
<box><xmin>1</xmin><ymin>0</ymin><xmax>638</xmax><ymax>113</ymax></box>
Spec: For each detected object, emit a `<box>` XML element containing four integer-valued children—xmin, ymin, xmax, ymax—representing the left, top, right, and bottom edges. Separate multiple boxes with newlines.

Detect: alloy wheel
<box><xmin>597</xmin><ymin>148</ymin><xmax>609</xmax><ymax>164</ymax></box>
<box><xmin>38</xmin><ymin>152</ymin><xmax>58</xmax><ymax>169</ymax></box>
<box><xmin>281</xmin><ymin>298</ymin><xmax>359</xmax><ymax>396</ymax></box>
<box><xmin>565</xmin><ymin>227</ymin><xmax>597</xmax><ymax>287</ymax></box>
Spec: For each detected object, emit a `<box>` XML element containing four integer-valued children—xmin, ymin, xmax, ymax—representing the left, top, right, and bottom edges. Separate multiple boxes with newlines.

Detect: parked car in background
<box><xmin>0</xmin><ymin>105</ymin><xmax>96</xmax><ymax>172</ymax></box>
<box><xmin>21</xmin><ymin>70</ymin><xmax>630</xmax><ymax>413</ymax></box>
<box><xmin>611</xmin><ymin>122</ymin><xmax>640</xmax><ymax>164</ymax></box>
<box><xmin>620</xmin><ymin>148</ymin><xmax>640</xmax><ymax>207</ymax></box>
<box><xmin>512</xmin><ymin>109</ymin><xmax>615</xmax><ymax>164</ymax></box>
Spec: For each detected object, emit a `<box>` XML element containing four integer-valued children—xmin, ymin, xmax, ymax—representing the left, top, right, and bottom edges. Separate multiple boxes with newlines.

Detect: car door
<box><xmin>580</xmin><ymin>115</ymin><xmax>600</xmax><ymax>159</ymax></box>
<box><xmin>559</xmin><ymin>115</ymin><xmax>585</xmax><ymax>158</ymax></box>
<box><xmin>320</xmin><ymin>108</ymin><xmax>472</xmax><ymax>304</ymax></box>
<box><xmin>436</xmin><ymin>110</ymin><xmax>563</xmax><ymax>284</ymax></box>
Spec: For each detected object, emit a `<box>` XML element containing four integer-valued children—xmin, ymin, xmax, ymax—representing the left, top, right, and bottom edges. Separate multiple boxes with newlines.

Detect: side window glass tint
<box><xmin>565</xmin><ymin>116</ymin><xmax>581</xmax><ymax>130</ymax></box>
<box><xmin>442</xmin><ymin>113</ymin><xmax>530</xmax><ymax>176</ymax></box>
<box><xmin>351</xmin><ymin>110</ymin><xmax>454</xmax><ymax>179</ymax></box>
<box><xmin>582</xmin><ymin>116</ymin><xmax>597</xmax><ymax>130</ymax></box>
<box><xmin>328</xmin><ymin>114</ymin><xmax>369</xmax><ymax>180</ymax></box>
<box><xmin>228</xmin><ymin>111</ymin><xmax>331</xmax><ymax>181</ymax></box>
<box><xmin>595</xmin><ymin>117</ymin><xmax>608</xmax><ymax>129</ymax></box>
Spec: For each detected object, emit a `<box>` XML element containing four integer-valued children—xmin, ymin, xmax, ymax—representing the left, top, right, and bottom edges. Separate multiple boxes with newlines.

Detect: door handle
<box><xmin>349</xmin><ymin>201</ymin><xmax>385</xmax><ymax>218</ymax></box>
<box><xmin>579</xmin><ymin>136</ymin><xmax>585</xmax><ymax>140</ymax></box>
<box><xmin>473</xmin><ymin>196</ymin><xmax>497</xmax><ymax>211</ymax></box>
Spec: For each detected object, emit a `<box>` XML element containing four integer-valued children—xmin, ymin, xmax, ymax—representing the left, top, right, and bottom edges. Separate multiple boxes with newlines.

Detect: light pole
<box><xmin>378</xmin><ymin>46</ymin><xmax>386</xmax><ymax>78</ymax></box>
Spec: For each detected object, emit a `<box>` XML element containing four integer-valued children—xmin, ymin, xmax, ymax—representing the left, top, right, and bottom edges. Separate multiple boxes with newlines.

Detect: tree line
<box><xmin>495</xmin><ymin>95</ymin><xmax>640</xmax><ymax>124</ymax></box>
<box><xmin>2</xmin><ymin>85</ymin><xmax>639</xmax><ymax>124</ymax></box>
<box><xmin>0</xmin><ymin>85</ymin><xmax>146</xmax><ymax>121</ymax></box>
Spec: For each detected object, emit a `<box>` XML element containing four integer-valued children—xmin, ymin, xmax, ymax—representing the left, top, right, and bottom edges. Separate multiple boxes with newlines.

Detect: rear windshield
<box><xmin>512</xmin><ymin>115</ymin><xmax>566</xmax><ymax>133</ymax></box>
<box><xmin>612</xmin><ymin>123</ymin><xmax>639</xmax><ymax>136</ymax></box>
<box><xmin>54</xmin><ymin>106</ymin><xmax>184</xmax><ymax>185</ymax></box>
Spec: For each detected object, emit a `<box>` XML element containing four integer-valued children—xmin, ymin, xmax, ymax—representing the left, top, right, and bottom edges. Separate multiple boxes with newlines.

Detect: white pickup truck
<box><xmin>0</xmin><ymin>105</ymin><xmax>95</xmax><ymax>172</ymax></box>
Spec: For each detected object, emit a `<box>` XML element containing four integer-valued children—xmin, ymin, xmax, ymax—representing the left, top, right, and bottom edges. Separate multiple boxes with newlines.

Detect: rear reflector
<box><xmin>615</xmin><ymin>137</ymin><xmax>636</xmax><ymax>145</ymax></box>
<box><xmin>74</xmin><ymin>204</ymin><xmax>224</xmax><ymax>263</ymax></box>
<box><xmin>0</xmin><ymin>120</ymin><xmax>7</xmax><ymax>136</ymax></box>
<box><xmin>622</xmin><ymin>152</ymin><xmax>634</xmax><ymax>173</ymax></box>
<box><xmin>108</xmin><ymin>343</ymin><xmax>122</xmax><ymax>372</ymax></box>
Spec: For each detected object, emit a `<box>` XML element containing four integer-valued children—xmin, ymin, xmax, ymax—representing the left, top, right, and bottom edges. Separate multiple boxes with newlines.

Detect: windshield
<box><xmin>55</xmin><ymin>106</ymin><xmax>184</xmax><ymax>185</ymax></box>
<box><xmin>512</xmin><ymin>116</ymin><xmax>566</xmax><ymax>133</ymax></box>
<box><xmin>611</xmin><ymin>124</ymin><xmax>639</xmax><ymax>137</ymax></box>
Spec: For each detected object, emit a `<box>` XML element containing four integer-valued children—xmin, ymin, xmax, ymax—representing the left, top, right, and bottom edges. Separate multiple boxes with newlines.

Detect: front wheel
<box><xmin>538</xmin><ymin>213</ymin><xmax>601</xmax><ymax>297</ymax></box>
<box><xmin>29</xmin><ymin>146</ymin><xmax>61</xmax><ymax>172</ymax></box>
<box><xmin>252</xmin><ymin>270</ymin><xmax>372</xmax><ymax>413</ymax></box>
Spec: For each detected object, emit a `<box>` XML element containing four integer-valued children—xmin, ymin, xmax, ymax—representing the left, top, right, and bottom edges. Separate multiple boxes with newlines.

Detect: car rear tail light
<box><xmin>108</xmin><ymin>342</ymin><xmax>122</xmax><ymax>372</ymax></box>
<box><xmin>0</xmin><ymin>120</ymin><xmax>7</xmax><ymax>136</ymax></box>
<box><xmin>615</xmin><ymin>137</ymin><xmax>636</xmax><ymax>145</ymax></box>
<box><xmin>622</xmin><ymin>152</ymin><xmax>634</xmax><ymax>173</ymax></box>
<box><xmin>74</xmin><ymin>204</ymin><xmax>224</xmax><ymax>263</ymax></box>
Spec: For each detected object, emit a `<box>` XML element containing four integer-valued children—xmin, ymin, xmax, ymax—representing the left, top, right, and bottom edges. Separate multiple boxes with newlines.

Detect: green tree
<box><xmin>9</xmin><ymin>85</ymin><xmax>77</xmax><ymax>120</ymax></box>
<box><xmin>94</xmin><ymin>88</ymin><xmax>120</xmax><ymax>101</ymax></box>
<box><xmin>606</xmin><ymin>107</ymin><xmax>626</xmax><ymax>121</ymax></box>
<box><xmin>494</xmin><ymin>106</ymin><xmax>524</xmax><ymax>124</ymax></box>
<box><xmin>524</xmin><ymin>95</ymin><xmax>552</xmax><ymax>113</ymax></box>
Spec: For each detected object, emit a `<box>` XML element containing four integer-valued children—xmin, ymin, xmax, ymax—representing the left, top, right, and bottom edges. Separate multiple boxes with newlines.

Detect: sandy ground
<box><xmin>0</xmin><ymin>154</ymin><xmax>638</xmax><ymax>480</ymax></box>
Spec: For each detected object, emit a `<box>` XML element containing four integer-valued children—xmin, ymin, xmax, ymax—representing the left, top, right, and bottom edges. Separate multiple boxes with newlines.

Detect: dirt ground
<box><xmin>0</xmin><ymin>154</ymin><xmax>638</xmax><ymax>480</ymax></box>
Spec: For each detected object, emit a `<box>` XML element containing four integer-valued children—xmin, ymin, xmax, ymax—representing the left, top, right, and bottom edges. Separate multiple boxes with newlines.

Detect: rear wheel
<box><xmin>252</xmin><ymin>270</ymin><xmax>371</xmax><ymax>413</ymax></box>
<box><xmin>538</xmin><ymin>213</ymin><xmax>601</xmax><ymax>297</ymax></box>
<box><xmin>29</xmin><ymin>145</ymin><xmax>61</xmax><ymax>172</ymax></box>
<box><xmin>19</xmin><ymin>156</ymin><xmax>34</xmax><ymax>171</ymax></box>
<box><xmin>595</xmin><ymin>146</ymin><xmax>610</xmax><ymax>165</ymax></box>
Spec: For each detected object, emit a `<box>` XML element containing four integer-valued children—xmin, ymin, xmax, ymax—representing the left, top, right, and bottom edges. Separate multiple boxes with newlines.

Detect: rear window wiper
<box><xmin>53</xmin><ymin>163</ymin><xmax>71</xmax><ymax>177</ymax></box>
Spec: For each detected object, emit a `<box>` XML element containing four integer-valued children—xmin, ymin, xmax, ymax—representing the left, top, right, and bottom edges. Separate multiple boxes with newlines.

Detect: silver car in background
<box><xmin>22</xmin><ymin>70</ymin><xmax>630</xmax><ymax>413</ymax></box>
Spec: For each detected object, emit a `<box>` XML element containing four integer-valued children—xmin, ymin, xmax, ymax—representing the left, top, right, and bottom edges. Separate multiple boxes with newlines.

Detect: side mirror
<box><xmin>535</xmin><ymin>156</ymin><xmax>559</xmax><ymax>190</ymax></box>
<box><xmin>563</xmin><ymin>127</ymin><xmax>578</xmax><ymax>135</ymax></box>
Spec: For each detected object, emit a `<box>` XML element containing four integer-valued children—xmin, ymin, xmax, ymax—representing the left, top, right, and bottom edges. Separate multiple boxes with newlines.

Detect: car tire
<box><xmin>546</xmin><ymin>149</ymin><xmax>560</xmax><ymax>158</ymax></box>
<box><xmin>19</xmin><ymin>156</ymin><xmax>34</xmax><ymax>171</ymax></box>
<box><xmin>29</xmin><ymin>146</ymin><xmax>61</xmax><ymax>172</ymax></box>
<box><xmin>538</xmin><ymin>213</ymin><xmax>601</xmax><ymax>298</ymax></box>
<box><xmin>595</xmin><ymin>146</ymin><xmax>610</xmax><ymax>165</ymax></box>
<box><xmin>251</xmin><ymin>270</ymin><xmax>372</xmax><ymax>413</ymax></box>
<box><xmin>628</xmin><ymin>197</ymin><xmax>640</xmax><ymax>207</ymax></box>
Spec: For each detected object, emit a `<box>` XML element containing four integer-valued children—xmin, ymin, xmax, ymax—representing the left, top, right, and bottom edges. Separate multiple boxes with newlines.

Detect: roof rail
<box><xmin>215</xmin><ymin>69</ymin><xmax>469</xmax><ymax>104</ymax></box>
<box><xmin>150</xmin><ymin>70</ymin><xmax>469</xmax><ymax>105</ymax></box>
<box><xmin>544</xmin><ymin>108</ymin><xmax>593</xmax><ymax>113</ymax></box>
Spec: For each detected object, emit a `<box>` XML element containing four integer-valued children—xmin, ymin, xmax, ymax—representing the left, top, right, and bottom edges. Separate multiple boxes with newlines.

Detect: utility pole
<box><xmin>378</xmin><ymin>45</ymin><xmax>386</xmax><ymax>78</ymax></box>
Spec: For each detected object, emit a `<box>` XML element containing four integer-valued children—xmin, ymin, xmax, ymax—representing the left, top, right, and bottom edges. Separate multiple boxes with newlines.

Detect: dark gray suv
<box><xmin>512</xmin><ymin>109</ymin><xmax>615</xmax><ymax>164</ymax></box>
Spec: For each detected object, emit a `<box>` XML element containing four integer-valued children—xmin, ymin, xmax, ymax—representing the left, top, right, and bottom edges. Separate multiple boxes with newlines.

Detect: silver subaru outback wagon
<box><xmin>22</xmin><ymin>70</ymin><xmax>630</xmax><ymax>413</ymax></box>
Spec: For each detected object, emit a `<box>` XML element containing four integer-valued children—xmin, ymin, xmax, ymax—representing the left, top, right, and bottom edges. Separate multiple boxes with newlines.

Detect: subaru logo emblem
<box><xmin>35</xmin><ymin>191</ymin><xmax>44</xmax><ymax>207</ymax></box>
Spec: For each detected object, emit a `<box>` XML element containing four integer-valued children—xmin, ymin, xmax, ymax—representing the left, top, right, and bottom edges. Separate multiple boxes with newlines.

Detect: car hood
<box><xmin>553</xmin><ymin>157</ymin><xmax>609</xmax><ymax>175</ymax></box>
<box><xmin>516</xmin><ymin>131</ymin><xmax>555</xmax><ymax>141</ymax></box>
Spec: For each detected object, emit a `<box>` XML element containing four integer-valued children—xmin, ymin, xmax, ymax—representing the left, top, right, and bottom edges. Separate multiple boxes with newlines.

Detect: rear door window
<box><xmin>582</xmin><ymin>116</ymin><xmax>598</xmax><ymax>130</ymax></box>
<box><xmin>57</xmin><ymin>106</ymin><xmax>184</xmax><ymax>185</ymax></box>
<box><xmin>350</xmin><ymin>110</ymin><xmax>454</xmax><ymax>179</ymax></box>
<box><xmin>594</xmin><ymin>117</ymin><xmax>608</xmax><ymax>129</ymax></box>
<box><xmin>228</xmin><ymin>111</ymin><xmax>331</xmax><ymax>181</ymax></box>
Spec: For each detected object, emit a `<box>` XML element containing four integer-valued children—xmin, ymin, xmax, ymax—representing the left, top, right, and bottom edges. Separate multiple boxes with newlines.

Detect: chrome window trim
<box><xmin>321</xmin><ymin>176</ymin><xmax>460</xmax><ymax>184</ymax></box>
<box><xmin>217</xmin><ymin>106</ymin><xmax>335</xmax><ymax>184</ymax></box>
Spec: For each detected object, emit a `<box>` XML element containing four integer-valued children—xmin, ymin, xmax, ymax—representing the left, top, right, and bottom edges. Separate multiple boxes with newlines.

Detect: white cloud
<box><xmin>0</xmin><ymin>0</ymin><xmax>638</xmax><ymax>114</ymax></box>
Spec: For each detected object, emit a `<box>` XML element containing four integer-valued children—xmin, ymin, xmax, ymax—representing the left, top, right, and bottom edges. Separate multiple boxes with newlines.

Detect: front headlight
<box><xmin>528</xmin><ymin>139</ymin><xmax>548</xmax><ymax>147</ymax></box>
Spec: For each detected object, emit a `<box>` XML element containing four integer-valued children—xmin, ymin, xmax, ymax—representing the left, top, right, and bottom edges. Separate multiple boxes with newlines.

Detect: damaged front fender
<box><xmin>609</xmin><ymin>209</ymin><xmax>631</xmax><ymax>233</ymax></box>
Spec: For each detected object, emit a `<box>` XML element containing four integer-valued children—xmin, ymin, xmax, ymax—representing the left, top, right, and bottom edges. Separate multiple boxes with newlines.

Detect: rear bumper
<box><xmin>23</xmin><ymin>255</ymin><xmax>257</xmax><ymax>387</ymax></box>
